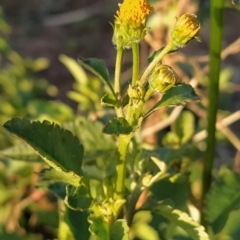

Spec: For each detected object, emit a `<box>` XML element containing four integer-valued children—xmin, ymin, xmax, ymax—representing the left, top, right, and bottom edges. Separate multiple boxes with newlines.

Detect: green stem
<box><xmin>126</xmin><ymin>100</ymin><xmax>144</xmax><ymax>127</ymax></box>
<box><xmin>114</xmin><ymin>47</ymin><xmax>125</xmax><ymax>117</ymax></box>
<box><xmin>201</xmin><ymin>0</ymin><xmax>224</xmax><ymax>226</ymax></box>
<box><xmin>140</xmin><ymin>41</ymin><xmax>176</xmax><ymax>85</ymax></box>
<box><xmin>125</xmin><ymin>42</ymin><xmax>143</xmax><ymax>127</ymax></box>
<box><xmin>114</xmin><ymin>134</ymin><xmax>133</xmax><ymax>199</ymax></box>
<box><xmin>132</xmin><ymin>42</ymin><xmax>140</xmax><ymax>86</ymax></box>
<box><xmin>127</xmin><ymin>185</ymin><xmax>142</xmax><ymax>226</ymax></box>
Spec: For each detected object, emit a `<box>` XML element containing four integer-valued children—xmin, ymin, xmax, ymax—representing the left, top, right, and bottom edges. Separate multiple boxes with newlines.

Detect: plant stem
<box><xmin>132</xmin><ymin>42</ymin><xmax>140</xmax><ymax>86</ymax></box>
<box><xmin>114</xmin><ymin>134</ymin><xmax>133</xmax><ymax>199</ymax></box>
<box><xmin>140</xmin><ymin>41</ymin><xmax>175</xmax><ymax>85</ymax></box>
<box><xmin>201</xmin><ymin>0</ymin><xmax>224</xmax><ymax>226</ymax></box>
<box><xmin>114</xmin><ymin>47</ymin><xmax>125</xmax><ymax>117</ymax></box>
<box><xmin>127</xmin><ymin>185</ymin><xmax>142</xmax><ymax>226</ymax></box>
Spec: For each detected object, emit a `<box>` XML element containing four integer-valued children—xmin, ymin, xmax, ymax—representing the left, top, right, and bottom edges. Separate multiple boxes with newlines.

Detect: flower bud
<box><xmin>170</xmin><ymin>14</ymin><xmax>200</xmax><ymax>48</ymax></box>
<box><xmin>149</xmin><ymin>65</ymin><xmax>178</xmax><ymax>93</ymax></box>
<box><xmin>127</xmin><ymin>84</ymin><xmax>145</xmax><ymax>100</ymax></box>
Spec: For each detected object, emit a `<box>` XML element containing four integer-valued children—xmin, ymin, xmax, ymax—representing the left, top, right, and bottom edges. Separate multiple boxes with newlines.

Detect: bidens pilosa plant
<box><xmin>2</xmin><ymin>0</ymin><xmax>208</xmax><ymax>239</ymax></box>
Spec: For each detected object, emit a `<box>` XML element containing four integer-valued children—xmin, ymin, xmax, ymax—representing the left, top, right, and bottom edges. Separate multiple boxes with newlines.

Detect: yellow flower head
<box><xmin>113</xmin><ymin>0</ymin><xmax>153</xmax><ymax>48</ymax></box>
<box><xmin>171</xmin><ymin>14</ymin><xmax>200</xmax><ymax>48</ymax></box>
<box><xmin>116</xmin><ymin>0</ymin><xmax>153</xmax><ymax>27</ymax></box>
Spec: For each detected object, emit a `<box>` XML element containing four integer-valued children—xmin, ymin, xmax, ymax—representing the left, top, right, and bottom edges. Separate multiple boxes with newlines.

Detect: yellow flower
<box><xmin>116</xmin><ymin>0</ymin><xmax>153</xmax><ymax>27</ymax></box>
<box><xmin>171</xmin><ymin>14</ymin><xmax>200</xmax><ymax>48</ymax></box>
<box><xmin>113</xmin><ymin>0</ymin><xmax>153</xmax><ymax>48</ymax></box>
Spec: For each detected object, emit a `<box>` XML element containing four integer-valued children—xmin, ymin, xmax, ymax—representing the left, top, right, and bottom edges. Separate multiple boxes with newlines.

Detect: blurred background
<box><xmin>1</xmin><ymin>0</ymin><xmax>240</xmax><ymax>239</ymax></box>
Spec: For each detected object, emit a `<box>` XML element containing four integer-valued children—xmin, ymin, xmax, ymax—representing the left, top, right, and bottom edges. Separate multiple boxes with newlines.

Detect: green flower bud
<box><xmin>127</xmin><ymin>84</ymin><xmax>145</xmax><ymax>100</ymax></box>
<box><xmin>149</xmin><ymin>65</ymin><xmax>178</xmax><ymax>93</ymax></box>
<box><xmin>171</xmin><ymin>14</ymin><xmax>200</xmax><ymax>48</ymax></box>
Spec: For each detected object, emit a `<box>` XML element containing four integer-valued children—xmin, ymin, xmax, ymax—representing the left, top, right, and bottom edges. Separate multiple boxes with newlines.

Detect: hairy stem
<box><xmin>114</xmin><ymin>134</ymin><xmax>133</xmax><ymax>199</ymax></box>
<box><xmin>132</xmin><ymin>42</ymin><xmax>140</xmax><ymax>86</ymax></box>
<box><xmin>201</xmin><ymin>0</ymin><xmax>224</xmax><ymax>226</ymax></box>
<box><xmin>114</xmin><ymin>47</ymin><xmax>125</xmax><ymax>117</ymax></box>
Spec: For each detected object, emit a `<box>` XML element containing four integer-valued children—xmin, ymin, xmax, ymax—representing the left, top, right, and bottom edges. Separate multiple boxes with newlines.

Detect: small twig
<box><xmin>142</xmin><ymin>105</ymin><xmax>184</xmax><ymax>138</ymax></box>
<box><xmin>193</xmin><ymin>111</ymin><xmax>240</xmax><ymax>144</ymax></box>
<box><xmin>44</xmin><ymin>3</ymin><xmax>103</xmax><ymax>27</ymax></box>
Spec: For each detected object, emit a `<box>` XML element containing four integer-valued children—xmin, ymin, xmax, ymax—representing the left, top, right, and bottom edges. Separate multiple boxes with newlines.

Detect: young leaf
<box><xmin>206</xmin><ymin>166</ymin><xmax>240</xmax><ymax>234</ymax></box>
<box><xmin>78</xmin><ymin>57</ymin><xmax>115</xmax><ymax>95</ymax></box>
<box><xmin>146</xmin><ymin>83</ymin><xmax>200</xmax><ymax>116</ymax></box>
<box><xmin>154</xmin><ymin>201</ymin><xmax>209</xmax><ymax>240</ymax></box>
<box><xmin>3</xmin><ymin>118</ymin><xmax>84</xmax><ymax>176</ymax></box>
<box><xmin>101</xmin><ymin>93</ymin><xmax>119</xmax><ymax>107</ymax></box>
<box><xmin>110</xmin><ymin>219</ymin><xmax>129</xmax><ymax>240</ymax></box>
<box><xmin>103</xmin><ymin>117</ymin><xmax>133</xmax><ymax>135</ymax></box>
<box><xmin>65</xmin><ymin>184</ymin><xmax>92</xmax><ymax>211</ymax></box>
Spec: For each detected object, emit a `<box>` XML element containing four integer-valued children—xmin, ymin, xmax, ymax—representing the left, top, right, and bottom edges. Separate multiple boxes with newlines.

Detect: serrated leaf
<box><xmin>65</xmin><ymin>184</ymin><xmax>92</xmax><ymax>211</ymax></box>
<box><xmin>110</xmin><ymin>219</ymin><xmax>129</xmax><ymax>240</ymax></box>
<box><xmin>154</xmin><ymin>201</ymin><xmax>209</xmax><ymax>240</ymax></box>
<box><xmin>3</xmin><ymin>118</ymin><xmax>84</xmax><ymax>177</ymax></box>
<box><xmin>101</xmin><ymin>93</ymin><xmax>119</xmax><ymax>107</ymax></box>
<box><xmin>89</xmin><ymin>216</ymin><xmax>110</xmax><ymax>240</ymax></box>
<box><xmin>0</xmin><ymin>142</ymin><xmax>42</xmax><ymax>162</ymax></box>
<box><xmin>78</xmin><ymin>57</ymin><xmax>114</xmax><ymax>95</ymax></box>
<box><xmin>147</xmin><ymin>83</ymin><xmax>200</xmax><ymax>116</ymax></box>
<box><xmin>38</xmin><ymin>168</ymin><xmax>81</xmax><ymax>187</ymax></box>
<box><xmin>65</xmin><ymin>206</ymin><xmax>90</xmax><ymax>240</ymax></box>
<box><xmin>206</xmin><ymin>166</ymin><xmax>240</xmax><ymax>234</ymax></box>
<box><xmin>103</xmin><ymin>117</ymin><xmax>133</xmax><ymax>135</ymax></box>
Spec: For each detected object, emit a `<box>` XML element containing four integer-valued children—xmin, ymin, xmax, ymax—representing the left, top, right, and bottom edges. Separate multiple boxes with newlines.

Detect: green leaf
<box><xmin>38</xmin><ymin>168</ymin><xmax>81</xmax><ymax>187</ymax></box>
<box><xmin>151</xmin><ymin>178</ymin><xmax>190</xmax><ymax>211</ymax></box>
<box><xmin>89</xmin><ymin>216</ymin><xmax>110</xmax><ymax>240</ymax></box>
<box><xmin>0</xmin><ymin>142</ymin><xmax>42</xmax><ymax>162</ymax></box>
<box><xmin>110</xmin><ymin>219</ymin><xmax>129</xmax><ymax>240</ymax></box>
<box><xmin>147</xmin><ymin>83</ymin><xmax>200</xmax><ymax>115</ymax></box>
<box><xmin>78</xmin><ymin>57</ymin><xmax>114</xmax><ymax>95</ymax></box>
<box><xmin>101</xmin><ymin>93</ymin><xmax>119</xmax><ymax>107</ymax></box>
<box><xmin>65</xmin><ymin>207</ymin><xmax>90</xmax><ymax>240</ymax></box>
<box><xmin>103</xmin><ymin>117</ymin><xmax>133</xmax><ymax>135</ymax></box>
<box><xmin>59</xmin><ymin>54</ymin><xmax>88</xmax><ymax>84</ymax></box>
<box><xmin>47</xmin><ymin>182</ymin><xmax>67</xmax><ymax>199</ymax></box>
<box><xmin>173</xmin><ymin>111</ymin><xmax>195</xmax><ymax>144</ymax></box>
<box><xmin>206</xmin><ymin>166</ymin><xmax>240</xmax><ymax>234</ymax></box>
<box><xmin>154</xmin><ymin>201</ymin><xmax>209</xmax><ymax>240</ymax></box>
<box><xmin>3</xmin><ymin>118</ymin><xmax>84</xmax><ymax>176</ymax></box>
<box><xmin>65</xmin><ymin>184</ymin><xmax>92</xmax><ymax>211</ymax></box>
